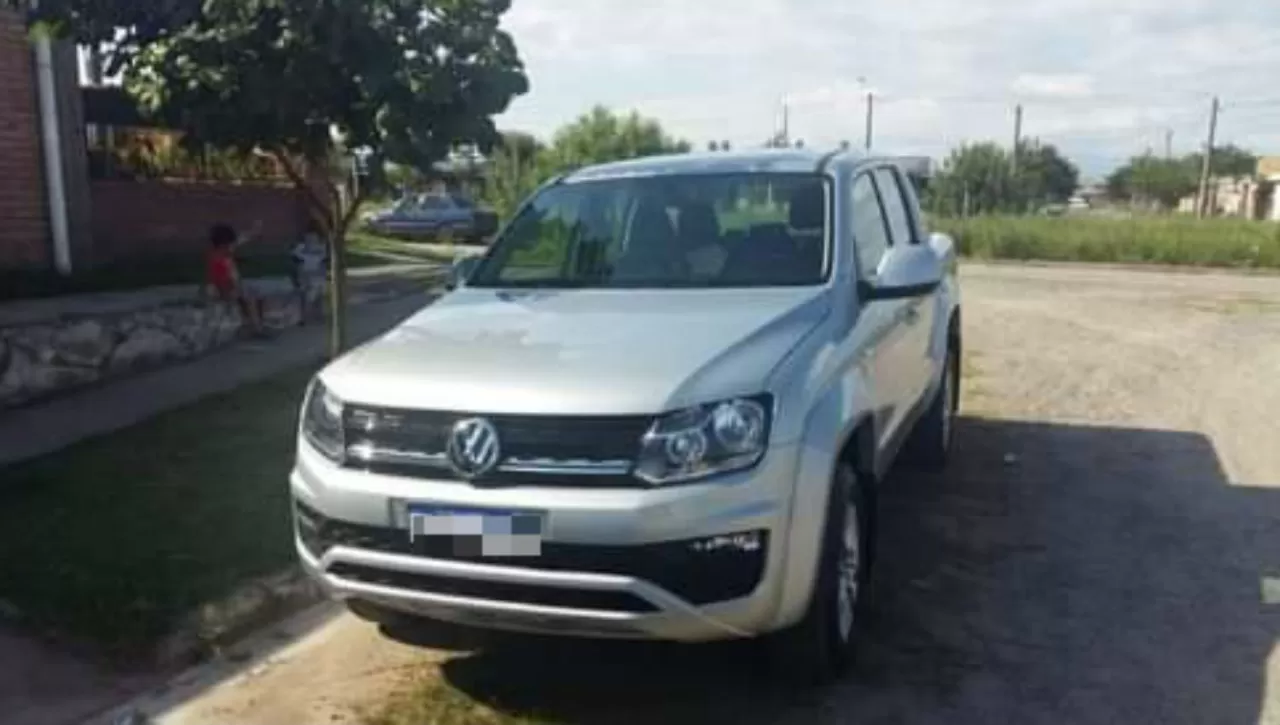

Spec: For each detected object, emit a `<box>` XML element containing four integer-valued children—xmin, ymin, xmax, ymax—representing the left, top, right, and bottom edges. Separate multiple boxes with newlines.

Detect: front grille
<box><xmin>329</xmin><ymin>563</ymin><xmax>658</xmax><ymax>613</ymax></box>
<box><xmin>342</xmin><ymin>406</ymin><xmax>650</xmax><ymax>486</ymax></box>
<box><xmin>297</xmin><ymin>501</ymin><xmax>767</xmax><ymax>606</ymax></box>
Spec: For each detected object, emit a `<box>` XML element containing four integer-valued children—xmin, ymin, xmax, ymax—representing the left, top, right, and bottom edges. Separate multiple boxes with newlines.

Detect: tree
<box><xmin>1185</xmin><ymin>144</ymin><xmax>1258</xmax><ymax>178</ymax></box>
<box><xmin>928</xmin><ymin>143</ymin><xmax>1014</xmax><ymax>216</ymax></box>
<box><xmin>1105</xmin><ymin>144</ymin><xmax>1257</xmax><ymax>210</ymax></box>
<box><xmin>14</xmin><ymin>0</ymin><xmax>527</xmax><ymax>355</ymax></box>
<box><xmin>928</xmin><ymin>139</ymin><xmax>1078</xmax><ymax>215</ymax></box>
<box><xmin>1108</xmin><ymin>154</ymin><xmax>1198</xmax><ymax>209</ymax></box>
<box><xmin>1015</xmin><ymin>140</ymin><xmax>1079</xmax><ymax>207</ymax></box>
<box><xmin>547</xmin><ymin>106</ymin><xmax>690</xmax><ymax>169</ymax></box>
<box><xmin>482</xmin><ymin>107</ymin><xmax>690</xmax><ymax>220</ymax></box>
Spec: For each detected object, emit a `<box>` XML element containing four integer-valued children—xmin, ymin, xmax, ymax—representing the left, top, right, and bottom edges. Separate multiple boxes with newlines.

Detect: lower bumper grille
<box><xmin>329</xmin><ymin>563</ymin><xmax>658</xmax><ymax>613</ymax></box>
<box><xmin>297</xmin><ymin>501</ymin><xmax>766</xmax><ymax>606</ymax></box>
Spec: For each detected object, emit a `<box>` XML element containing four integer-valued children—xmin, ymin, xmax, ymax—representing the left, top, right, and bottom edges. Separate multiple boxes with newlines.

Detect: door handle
<box><xmin>903</xmin><ymin>305</ymin><xmax>919</xmax><ymax>324</ymax></box>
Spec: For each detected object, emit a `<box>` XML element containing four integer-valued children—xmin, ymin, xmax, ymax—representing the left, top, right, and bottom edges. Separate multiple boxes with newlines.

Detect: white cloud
<box><xmin>1011</xmin><ymin>74</ymin><xmax>1095</xmax><ymax>100</ymax></box>
<box><xmin>498</xmin><ymin>0</ymin><xmax>1280</xmax><ymax>176</ymax></box>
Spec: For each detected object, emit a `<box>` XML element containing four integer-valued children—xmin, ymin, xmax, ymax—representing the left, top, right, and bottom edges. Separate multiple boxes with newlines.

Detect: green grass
<box><xmin>347</xmin><ymin>230</ymin><xmax>468</xmax><ymax>265</ymax></box>
<box><xmin>937</xmin><ymin>215</ymin><xmax>1280</xmax><ymax>269</ymax></box>
<box><xmin>360</xmin><ymin>673</ymin><xmax>553</xmax><ymax>725</ymax></box>
<box><xmin>0</xmin><ymin>367</ymin><xmax>313</xmax><ymax>655</ymax></box>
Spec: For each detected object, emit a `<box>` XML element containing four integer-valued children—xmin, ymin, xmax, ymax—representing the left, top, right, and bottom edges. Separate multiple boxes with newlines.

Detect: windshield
<box><xmin>468</xmin><ymin>172</ymin><xmax>828</xmax><ymax>288</ymax></box>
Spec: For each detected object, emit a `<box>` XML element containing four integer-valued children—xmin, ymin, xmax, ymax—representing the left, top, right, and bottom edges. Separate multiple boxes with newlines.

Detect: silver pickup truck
<box><xmin>293</xmin><ymin>148</ymin><xmax>962</xmax><ymax>682</ymax></box>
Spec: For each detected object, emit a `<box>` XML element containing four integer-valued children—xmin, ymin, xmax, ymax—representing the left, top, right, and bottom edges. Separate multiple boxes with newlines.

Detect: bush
<box><xmin>936</xmin><ymin>215</ymin><xmax>1280</xmax><ymax>269</ymax></box>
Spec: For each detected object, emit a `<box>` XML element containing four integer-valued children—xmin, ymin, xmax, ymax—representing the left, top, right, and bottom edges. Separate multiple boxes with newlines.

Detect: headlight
<box><xmin>301</xmin><ymin>378</ymin><xmax>345</xmax><ymax>462</ymax></box>
<box><xmin>636</xmin><ymin>396</ymin><xmax>771</xmax><ymax>485</ymax></box>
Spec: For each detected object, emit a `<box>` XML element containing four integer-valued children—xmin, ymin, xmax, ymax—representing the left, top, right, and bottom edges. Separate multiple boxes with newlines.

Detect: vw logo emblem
<box><xmin>446</xmin><ymin>418</ymin><xmax>501</xmax><ymax>478</ymax></box>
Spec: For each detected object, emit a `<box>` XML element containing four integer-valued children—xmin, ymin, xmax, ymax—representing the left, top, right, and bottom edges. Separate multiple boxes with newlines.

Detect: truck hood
<box><xmin>322</xmin><ymin>286</ymin><xmax>830</xmax><ymax>415</ymax></box>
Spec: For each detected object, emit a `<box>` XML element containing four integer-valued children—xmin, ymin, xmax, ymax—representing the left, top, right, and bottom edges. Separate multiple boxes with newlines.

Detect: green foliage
<box><xmin>482</xmin><ymin>107</ymin><xmax>690</xmax><ymax>221</ymax></box>
<box><xmin>929</xmin><ymin>142</ymin><xmax>1013</xmax><ymax>216</ymax></box>
<box><xmin>1186</xmin><ymin>144</ymin><xmax>1259</xmax><ymax>178</ymax></box>
<box><xmin>19</xmin><ymin>0</ymin><xmax>527</xmax><ymax>224</ymax></box>
<box><xmin>928</xmin><ymin>140</ymin><xmax>1078</xmax><ymax>216</ymax></box>
<box><xmin>1016</xmin><ymin>140</ymin><xmax>1080</xmax><ymax>207</ymax></box>
<box><xmin>939</xmin><ymin>215</ymin><xmax>1280</xmax><ymax>268</ymax></box>
<box><xmin>1106</xmin><ymin>145</ymin><xmax>1258</xmax><ymax>209</ymax></box>
<box><xmin>1107</xmin><ymin>155</ymin><xmax>1197</xmax><ymax>209</ymax></box>
<box><xmin>548</xmin><ymin>106</ymin><xmax>691</xmax><ymax>169</ymax></box>
<box><xmin>88</xmin><ymin>141</ymin><xmax>282</xmax><ymax>182</ymax></box>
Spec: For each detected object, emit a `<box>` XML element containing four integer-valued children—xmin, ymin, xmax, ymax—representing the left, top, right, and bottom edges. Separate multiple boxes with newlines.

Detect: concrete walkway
<box><xmin>0</xmin><ymin>291</ymin><xmax>431</xmax><ymax>468</ymax></box>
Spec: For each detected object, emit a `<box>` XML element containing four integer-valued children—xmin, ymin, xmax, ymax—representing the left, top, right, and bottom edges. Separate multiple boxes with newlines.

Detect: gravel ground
<box><xmin>130</xmin><ymin>262</ymin><xmax>1280</xmax><ymax>725</ymax></box>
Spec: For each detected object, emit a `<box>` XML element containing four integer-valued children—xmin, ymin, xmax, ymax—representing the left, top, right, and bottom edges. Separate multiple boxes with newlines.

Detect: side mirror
<box><xmin>859</xmin><ymin>243</ymin><xmax>944</xmax><ymax>301</ymax></box>
<box><xmin>446</xmin><ymin>256</ymin><xmax>481</xmax><ymax>290</ymax></box>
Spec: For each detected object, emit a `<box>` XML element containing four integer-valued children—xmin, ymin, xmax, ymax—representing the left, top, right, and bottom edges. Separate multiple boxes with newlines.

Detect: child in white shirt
<box><xmin>291</xmin><ymin>226</ymin><xmax>328</xmax><ymax>325</ymax></box>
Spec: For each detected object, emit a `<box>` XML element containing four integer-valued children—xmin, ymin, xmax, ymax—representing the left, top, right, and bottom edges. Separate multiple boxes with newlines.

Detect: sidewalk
<box><xmin>0</xmin><ymin>291</ymin><xmax>431</xmax><ymax>468</ymax></box>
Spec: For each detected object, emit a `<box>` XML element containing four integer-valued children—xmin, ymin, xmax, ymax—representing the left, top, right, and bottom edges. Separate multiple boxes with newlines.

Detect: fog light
<box><xmin>689</xmin><ymin>530</ymin><xmax>762</xmax><ymax>554</ymax></box>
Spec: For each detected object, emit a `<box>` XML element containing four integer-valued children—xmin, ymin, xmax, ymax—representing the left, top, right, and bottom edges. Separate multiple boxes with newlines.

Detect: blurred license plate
<box><xmin>407</xmin><ymin>505</ymin><xmax>542</xmax><ymax>557</ymax></box>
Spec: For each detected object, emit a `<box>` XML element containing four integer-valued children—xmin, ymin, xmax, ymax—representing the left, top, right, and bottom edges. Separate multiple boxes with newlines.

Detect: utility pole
<box><xmin>864</xmin><ymin>92</ymin><xmax>874</xmax><ymax>150</ymax></box>
<box><xmin>1196</xmin><ymin>96</ymin><xmax>1220</xmax><ymax>218</ymax></box>
<box><xmin>1011</xmin><ymin>104</ymin><xmax>1024</xmax><ymax>177</ymax></box>
<box><xmin>1164</xmin><ymin>128</ymin><xmax>1173</xmax><ymax>159</ymax></box>
<box><xmin>781</xmin><ymin>100</ymin><xmax>790</xmax><ymax>148</ymax></box>
<box><xmin>1010</xmin><ymin>104</ymin><xmax>1023</xmax><ymax>213</ymax></box>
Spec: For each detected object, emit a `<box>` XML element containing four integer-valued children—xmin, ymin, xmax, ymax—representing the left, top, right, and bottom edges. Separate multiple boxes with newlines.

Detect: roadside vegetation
<box><xmin>0</xmin><ymin>367</ymin><xmax>311</xmax><ymax>655</ymax></box>
<box><xmin>936</xmin><ymin>215</ymin><xmax>1280</xmax><ymax>269</ymax></box>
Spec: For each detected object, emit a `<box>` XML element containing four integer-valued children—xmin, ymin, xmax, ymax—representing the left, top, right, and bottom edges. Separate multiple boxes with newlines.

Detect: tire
<box><xmin>904</xmin><ymin>340</ymin><xmax>959</xmax><ymax>470</ymax></box>
<box><xmin>766</xmin><ymin>463</ymin><xmax>870</xmax><ymax>686</ymax></box>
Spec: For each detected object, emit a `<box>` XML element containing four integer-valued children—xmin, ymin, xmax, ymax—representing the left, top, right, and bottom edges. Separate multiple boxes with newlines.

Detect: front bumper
<box><xmin>291</xmin><ymin>440</ymin><xmax>800</xmax><ymax>641</ymax></box>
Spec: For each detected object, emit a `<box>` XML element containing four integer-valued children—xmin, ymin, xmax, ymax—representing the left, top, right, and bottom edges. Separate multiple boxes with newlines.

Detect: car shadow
<box><xmin>387</xmin><ymin>417</ymin><xmax>1279</xmax><ymax>724</ymax></box>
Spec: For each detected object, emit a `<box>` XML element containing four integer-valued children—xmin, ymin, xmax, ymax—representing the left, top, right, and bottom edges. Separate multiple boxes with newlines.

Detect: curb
<box><xmin>153</xmin><ymin>566</ymin><xmax>325</xmax><ymax>670</ymax></box>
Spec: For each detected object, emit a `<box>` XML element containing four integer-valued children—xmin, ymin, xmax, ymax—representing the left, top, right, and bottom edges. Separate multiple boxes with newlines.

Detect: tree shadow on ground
<box><xmin>383</xmin><ymin>416</ymin><xmax>1280</xmax><ymax>724</ymax></box>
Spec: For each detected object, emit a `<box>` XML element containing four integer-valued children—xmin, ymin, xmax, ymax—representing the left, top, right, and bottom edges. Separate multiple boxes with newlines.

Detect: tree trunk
<box><xmin>328</xmin><ymin>230</ymin><xmax>348</xmax><ymax>357</ymax></box>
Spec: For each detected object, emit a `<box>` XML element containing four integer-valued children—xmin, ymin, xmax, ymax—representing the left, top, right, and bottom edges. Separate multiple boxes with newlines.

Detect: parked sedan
<box><xmin>362</xmin><ymin>194</ymin><xmax>498</xmax><ymax>243</ymax></box>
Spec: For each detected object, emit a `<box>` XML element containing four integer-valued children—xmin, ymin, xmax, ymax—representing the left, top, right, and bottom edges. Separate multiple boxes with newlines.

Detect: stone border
<box><xmin>0</xmin><ymin>270</ymin><xmax>443</xmax><ymax>411</ymax></box>
<box><xmin>154</xmin><ymin>566</ymin><xmax>326</xmax><ymax>669</ymax></box>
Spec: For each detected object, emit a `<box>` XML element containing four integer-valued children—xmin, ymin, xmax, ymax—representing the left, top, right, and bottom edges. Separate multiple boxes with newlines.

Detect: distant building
<box><xmin>1177</xmin><ymin>156</ymin><xmax>1280</xmax><ymax>220</ymax></box>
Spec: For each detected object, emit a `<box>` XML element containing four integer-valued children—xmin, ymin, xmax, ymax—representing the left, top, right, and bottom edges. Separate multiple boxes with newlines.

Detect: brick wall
<box><xmin>90</xmin><ymin>180</ymin><xmax>310</xmax><ymax>261</ymax></box>
<box><xmin>0</xmin><ymin>9</ymin><xmax>49</xmax><ymax>269</ymax></box>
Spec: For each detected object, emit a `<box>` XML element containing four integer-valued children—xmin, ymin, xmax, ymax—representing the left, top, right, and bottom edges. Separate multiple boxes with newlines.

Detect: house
<box><xmin>1176</xmin><ymin>157</ymin><xmax>1280</xmax><ymax>220</ymax></box>
<box><xmin>0</xmin><ymin>8</ymin><xmax>310</xmax><ymax>278</ymax></box>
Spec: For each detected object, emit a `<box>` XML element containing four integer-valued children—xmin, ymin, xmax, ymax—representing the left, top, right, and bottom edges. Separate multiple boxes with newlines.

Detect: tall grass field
<box><xmin>936</xmin><ymin>215</ymin><xmax>1280</xmax><ymax>269</ymax></box>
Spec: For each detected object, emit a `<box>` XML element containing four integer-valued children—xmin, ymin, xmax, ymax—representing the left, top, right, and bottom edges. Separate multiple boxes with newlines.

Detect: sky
<box><xmin>497</xmin><ymin>0</ymin><xmax>1280</xmax><ymax>179</ymax></box>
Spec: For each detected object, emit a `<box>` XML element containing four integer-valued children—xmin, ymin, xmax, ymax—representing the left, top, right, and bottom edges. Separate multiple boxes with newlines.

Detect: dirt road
<box><xmin>112</xmin><ymin>262</ymin><xmax>1280</xmax><ymax>725</ymax></box>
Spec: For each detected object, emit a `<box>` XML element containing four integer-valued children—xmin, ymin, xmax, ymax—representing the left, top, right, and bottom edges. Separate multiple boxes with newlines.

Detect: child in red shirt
<box><xmin>207</xmin><ymin>222</ymin><xmax>266</xmax><ymax>335</ymax></box>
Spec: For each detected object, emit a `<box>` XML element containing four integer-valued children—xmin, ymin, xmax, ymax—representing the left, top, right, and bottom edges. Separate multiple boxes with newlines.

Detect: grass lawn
<box><xmin>361</xmin><ymin>674</ymin><xmax>551</xmax><ymax>725</ymax></box>
<box><xmin>0</xmin><ymin>367</ymin><xmax>314</xmax><ymax>656</ymax></box>
<box><xmin>347</xmin><ymin>230</ymin><xmax>472</xmax><ymax>265</ymax></box>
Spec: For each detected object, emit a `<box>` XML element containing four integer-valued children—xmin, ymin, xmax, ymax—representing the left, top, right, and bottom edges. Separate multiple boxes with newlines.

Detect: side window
<box><xmin>873</xmin><ymin>168</ymin><xmax>916</xmax><ymax>246</ymax></box>
<box><xmin>851</xmin><ymin>173</ymin><xmax>892</xmax><ymax>277</ymax></box>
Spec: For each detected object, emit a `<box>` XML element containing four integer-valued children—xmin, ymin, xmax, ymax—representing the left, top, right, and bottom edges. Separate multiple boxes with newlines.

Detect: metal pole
<box><xmin>1011</xmin><ymin>104</ymin><xmax>1023</xmax><ymax>176</ymax></box>
<box><xmin>864</xmin><ymin>92</ymin><xmax>874</xmax><ymax>150</ymax></box>
<box><xmin>1010</xmin><ymin>104</ymin><xmax>1023</xmax><ymax>213</ymax></box>
<box><xmin>1196</xmin><ymin>96</ymin><xmax>1219</xmax><ymax>218</ymax></box>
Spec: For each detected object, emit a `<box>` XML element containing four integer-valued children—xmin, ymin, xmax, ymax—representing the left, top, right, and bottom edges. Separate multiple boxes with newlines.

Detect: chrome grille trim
<box><xmin>345</xmin><ymin>444</ymin><xmax>633</xmax><ymax>477</ymax></box>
